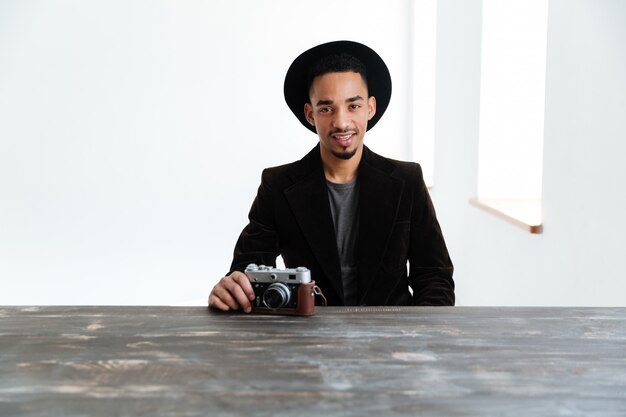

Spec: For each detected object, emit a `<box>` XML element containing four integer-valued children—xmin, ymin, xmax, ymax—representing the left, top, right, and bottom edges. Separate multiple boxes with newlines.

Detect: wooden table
<box><xmin>1</xmin><ymin>306</ymin><xmax>625</xmax><ymax>416</ymax></box>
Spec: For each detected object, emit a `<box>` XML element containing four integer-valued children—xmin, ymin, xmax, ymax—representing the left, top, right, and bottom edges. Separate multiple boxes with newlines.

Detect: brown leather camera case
<box><xmin>250</xmin><ymin>281</ymin><xmax>316</xmax><ymax>316</ymax></box>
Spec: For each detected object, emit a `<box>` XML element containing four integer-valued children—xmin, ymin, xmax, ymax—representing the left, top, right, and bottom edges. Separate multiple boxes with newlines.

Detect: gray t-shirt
<box><xmin>326</xmin><ymin>178</ymin><xmax>360</xmax><ymax>305</ymax></box>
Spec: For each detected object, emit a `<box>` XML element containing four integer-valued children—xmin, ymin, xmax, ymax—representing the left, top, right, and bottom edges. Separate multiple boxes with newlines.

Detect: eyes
<box><xmin>318</xmin><ymin>103</ymin><xmax>362</xmax><ymax>114</ymax></box>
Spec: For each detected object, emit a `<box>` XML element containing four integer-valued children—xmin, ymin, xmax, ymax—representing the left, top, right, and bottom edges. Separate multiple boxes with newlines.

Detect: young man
<box><xmin>209</xmin><ymin>40</ymin><xmax>454</xmax><ymax>311</ymax></box>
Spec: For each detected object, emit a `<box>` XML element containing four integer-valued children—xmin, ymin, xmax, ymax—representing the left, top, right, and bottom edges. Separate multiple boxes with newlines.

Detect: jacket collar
<box><xmin>283</xmin><ymin>144</ymin><xmax>405</xmax><ymax>304</ymax></box>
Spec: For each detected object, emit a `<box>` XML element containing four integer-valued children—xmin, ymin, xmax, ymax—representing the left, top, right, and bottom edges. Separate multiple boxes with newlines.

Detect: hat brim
<box><xmin>284</xmin><ymin>40</ymin><xmax>392</xmax><ymax>134</ymax></box>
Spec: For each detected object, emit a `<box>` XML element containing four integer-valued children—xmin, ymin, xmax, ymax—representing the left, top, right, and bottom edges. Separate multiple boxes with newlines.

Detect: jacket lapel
<box><xmin>282</xmin><ymin>145</ymin><xmax>405</xmax><ymax>305</ymax></box>
<box><xmin>283</xmin><ymin>147</ymin><xmax>344</xmax><ymax>301</ymax></box>
<box><xmin>356</xmin><ymin>148</ymin><xmax>405</xmax><ymax>303</ymax></box>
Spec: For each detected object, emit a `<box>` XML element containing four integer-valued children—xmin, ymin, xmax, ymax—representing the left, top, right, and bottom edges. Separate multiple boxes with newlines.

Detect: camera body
<box><xmin>245</xmin><ymin>264</ymin><xmax>316</xmax><ymax>316</ymax></box>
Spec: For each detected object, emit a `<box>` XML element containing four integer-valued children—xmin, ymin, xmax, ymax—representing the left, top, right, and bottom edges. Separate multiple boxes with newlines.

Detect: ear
<box><xmin>304</xmin><ymin>103</ymin><xmax>315</xmax><ymax>126</ymax></box>
<box><xmin>367</xmin><ymin>96</ymin><xmax>377</xmax><ymax>121</ymax></box>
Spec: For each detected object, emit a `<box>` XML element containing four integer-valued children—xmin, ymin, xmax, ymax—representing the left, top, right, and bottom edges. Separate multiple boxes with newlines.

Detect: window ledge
<box><xmin>469</xmin><ymin>198</ymin><xmax>543</xmax><ymax>234</ymax></box>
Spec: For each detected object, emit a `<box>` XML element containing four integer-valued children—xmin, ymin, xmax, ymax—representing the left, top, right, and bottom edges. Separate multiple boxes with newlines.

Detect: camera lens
<box><xmin>262</xmin><ymin>283</ymin><xmax>291</xmax><ymax>308</ymax></box>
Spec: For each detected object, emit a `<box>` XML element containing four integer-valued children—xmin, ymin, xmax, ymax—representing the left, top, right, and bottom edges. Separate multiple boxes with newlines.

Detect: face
<box><xmin>304</xmin><ymin>72</ymin><xmax>376</xmax><ymax>161</ymax></box>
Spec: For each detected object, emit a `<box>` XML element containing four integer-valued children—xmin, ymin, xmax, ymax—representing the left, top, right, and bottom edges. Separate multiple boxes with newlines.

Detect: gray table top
<box><xmin>1</xmin><ymin>306</ymin><xmax>625</xmax><ymax>417</ymax></box>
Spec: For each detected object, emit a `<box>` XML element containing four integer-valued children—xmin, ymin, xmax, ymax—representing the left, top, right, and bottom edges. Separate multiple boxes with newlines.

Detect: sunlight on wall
<box><xmin>477</xmin><ymin>0</ymin><xmax>548</xmax><ymax>200</ymax></box>
<box><xmin>410</xmin><ymin>0</ymin><xmax>438</xmax><ymax>187</ymax></box>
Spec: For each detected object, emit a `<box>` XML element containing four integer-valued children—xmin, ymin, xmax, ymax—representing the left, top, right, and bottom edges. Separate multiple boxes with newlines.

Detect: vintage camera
<box><xmin>245</xmin><ymin>264</ymin><xmax>316</xmax><ymax>316</ymax></box>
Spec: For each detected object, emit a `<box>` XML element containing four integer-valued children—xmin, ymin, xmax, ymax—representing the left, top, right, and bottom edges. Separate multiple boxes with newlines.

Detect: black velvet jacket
<box><xmin>230</xmin><ymin>145</ymin><xmax>455</xmax><ymax>306</ymax></box>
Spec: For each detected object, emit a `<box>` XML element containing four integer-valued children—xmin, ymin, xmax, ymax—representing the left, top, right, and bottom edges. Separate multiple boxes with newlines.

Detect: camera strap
<box><xmin>313</xmin><ymin>285</ymin><xmax>327</xmax><ymax>307</ymax></box>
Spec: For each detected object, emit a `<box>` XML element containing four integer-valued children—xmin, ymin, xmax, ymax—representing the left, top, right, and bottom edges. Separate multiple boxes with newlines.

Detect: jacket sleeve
<box><xmin>229</xmin><ymin>169</ymin><xmax>281</xmax><ymax>274</ymax></box>
<box><xmin>407</xmin><ymin>165</ymin><xmax>455</xmax><ymax>306</ymax></box>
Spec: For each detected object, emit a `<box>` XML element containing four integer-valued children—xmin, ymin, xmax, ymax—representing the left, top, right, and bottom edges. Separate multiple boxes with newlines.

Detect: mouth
<box><xmin>331</xmin><ymin>131</ymin><xmax>356</xmax><ymax>148</ymax></box>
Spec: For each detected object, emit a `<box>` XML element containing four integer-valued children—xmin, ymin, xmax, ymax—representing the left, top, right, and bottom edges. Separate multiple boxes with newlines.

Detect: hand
<box><xmin>208</xmin><ymin>271</ymin><xmax>256</xmax><ymax>313</ymax></box>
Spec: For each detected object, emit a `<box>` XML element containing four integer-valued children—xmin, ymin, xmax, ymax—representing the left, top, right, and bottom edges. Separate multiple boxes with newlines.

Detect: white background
<box><xmin>0</xmin><ymin>0</ymin><xmax>414</xmax><ymax>305</ymax></box>
<box><xmin>478</xmin><ymin>0</ymin><xmax>548</xmax><ymax>199</ymax></box>
<box><xmin>432</xmin><ymin>0</ymin><xmax>626</xmax><ymax>306</ymax></box>
<box><xmin>2</xmin><ymin>0</ymin><xmax>625</xmax><ymax>306</ymax></box>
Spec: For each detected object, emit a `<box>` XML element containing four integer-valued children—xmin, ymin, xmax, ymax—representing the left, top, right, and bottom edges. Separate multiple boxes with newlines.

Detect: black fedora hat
<box><xmin>284</xmin><ymin>40</ymin><xmax>392</xmax><ymax>133</ymax></box>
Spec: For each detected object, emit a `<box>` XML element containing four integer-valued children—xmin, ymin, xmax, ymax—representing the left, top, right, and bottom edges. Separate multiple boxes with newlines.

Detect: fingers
<box><xmin>208</xmin><ymin>293</ymin><xmax>232</xmax><ymax>311</ymax></box>
<box><xmin>209</xmin><ymin>271</ymin><xmax>255</xmax><ymax>313</ymax></box>
<box><xmin>230</xmin><ymin>271</ymin><xmax>255</xmax><ymax>301</ymax></box>
<box><xmin>209</xmin><ymin>282</ymin><xmax>245</xmax><ymax>312</ymax></box>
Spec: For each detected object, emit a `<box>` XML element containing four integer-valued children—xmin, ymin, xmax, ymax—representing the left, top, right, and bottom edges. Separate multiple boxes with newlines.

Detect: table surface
<box><xmin>1</xmin><ymin>306</ymin><xmax>625</xmax><ymax>417</ymax></box>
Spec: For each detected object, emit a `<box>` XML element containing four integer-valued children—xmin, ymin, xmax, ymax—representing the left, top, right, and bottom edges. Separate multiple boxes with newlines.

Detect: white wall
<box><xmin>3</xmin><ymin>0</ymin><xmax>625</xmax><ymax>307</ymax></box>
<box><xmin>432</xmin><ymin>0</ymin><xmax>626</xmax><ymax>306</ymax></box>
<box><xmin>0</xmin><ymin>0</ymin><xmax>414</xmax><ymax>305</ymax></box>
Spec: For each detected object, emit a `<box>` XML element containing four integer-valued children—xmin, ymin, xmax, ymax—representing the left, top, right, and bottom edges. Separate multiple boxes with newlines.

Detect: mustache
<box><xmin>329</xmin><ymin>127</ymin><xmax>358</xmax><ymax>134</ymax></box>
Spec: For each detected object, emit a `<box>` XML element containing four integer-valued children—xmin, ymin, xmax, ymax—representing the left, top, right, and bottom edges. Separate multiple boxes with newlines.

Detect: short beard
<box><xmin>331</xmin><ymin>148</ymin><xmax>358</xmax><ymax>160</ymax></box>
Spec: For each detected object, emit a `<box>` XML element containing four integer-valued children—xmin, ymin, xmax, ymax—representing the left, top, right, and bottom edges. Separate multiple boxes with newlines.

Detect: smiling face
<box><xmin>304</xmin><ymin>71</ymin><xmax>376</xmax><ymax>163</ymax></box>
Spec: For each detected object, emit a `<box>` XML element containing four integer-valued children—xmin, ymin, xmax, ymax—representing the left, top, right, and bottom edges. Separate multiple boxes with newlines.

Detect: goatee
<box><xmin>332</xmin><ymin>148</ymin><xmax>358</xmax><ymax>160</ymax></box>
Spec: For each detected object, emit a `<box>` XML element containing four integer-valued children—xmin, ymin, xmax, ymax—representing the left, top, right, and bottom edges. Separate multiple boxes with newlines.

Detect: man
<box><xmin>209</xmin><ymin>40</ymin><xmax>454</xmax><ymax>312</ymax></box>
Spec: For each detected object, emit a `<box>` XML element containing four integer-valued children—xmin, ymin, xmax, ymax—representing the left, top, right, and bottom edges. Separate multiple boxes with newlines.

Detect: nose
<box><xmin>331</xmin><ymin>107</ymin><xmax>350</xmax><ymax>130</ymax></box>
